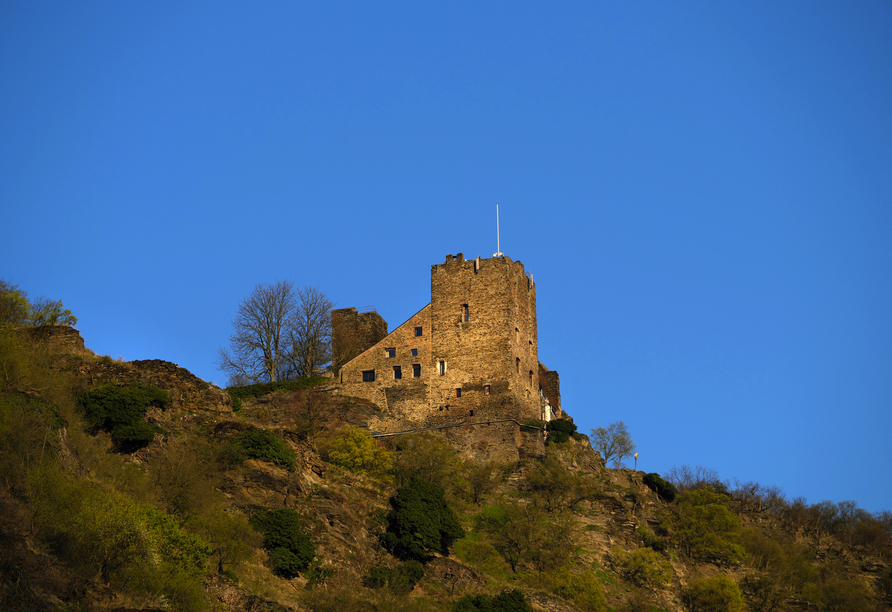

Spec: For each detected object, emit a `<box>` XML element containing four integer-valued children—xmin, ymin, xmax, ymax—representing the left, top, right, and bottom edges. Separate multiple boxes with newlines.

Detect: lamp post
<box><xmin>634</xmin><ymin>452</ymin><xmax>638</xmax><ymax>471</ymax></box>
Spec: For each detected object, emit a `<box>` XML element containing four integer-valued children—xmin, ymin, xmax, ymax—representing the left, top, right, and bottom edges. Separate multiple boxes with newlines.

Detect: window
<box><xmin>412</xmin><ymin>364</ymin><xmax>421</xmax><ymax>378</ymax></box>
<box><xmin>439</xmin><ymin>360</ymin><xmax>446</xmax><ymax>376</ymax></box>
<box><xmin>529</xmin><ymin>370</ymin><xmax>534</xmax><ymax>385</ymax></box>
<box><xmin>484</xmin><ymin>384</ymin><xmax>490</xmax><ymax>396</ymax></box>
<box><xmin>516</xmin><ymin>357</ymin><xmax>520</xmax><ymax>373</ymax></box>
<box><xmin>455</xmin><ymin>388</ymin><xmax>461</xmax><ymax>398</ymax></box>
<box><xmin>529</xmin><ymin>340</ymin><xmax>532</xmax><ymax>352</ymax></box>
<box><xmin>393</xmin><ymin>366</ymin><xmax>402</xmax><ymax>380</ymax></box>
<box><xmin>362</xmin><ymin>370</ymin><xmax>375</xmax><ymax>382</ymax></box>
<box><xmin>385</xmin><ymin>348</ymin><xmax>396</xmax><ymax>358</ymax></box>
<box><xmin>415</xmin><ymin>326</ymin><xmax>423</xmax><ymax>336</ymax></box>
<box><xmin>411</xmin><ymin>348</ymin><xmax>418</xmax><ymax>357</ymax></box>
<box><xmin>515</xmin><ymin>327</ymin><xmax>519</xmax><ymax>341</ymax></box>
<box><xmin>462</xmin><ymin>304</ymin><xmax>469</xmax><ymax>322</ymax></box>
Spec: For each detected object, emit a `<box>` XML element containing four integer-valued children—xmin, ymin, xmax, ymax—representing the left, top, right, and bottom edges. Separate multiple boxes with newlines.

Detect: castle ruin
<box><xmin>331</xmin><ymin>253</ymin><xmax>561</xmax><ymax>434</ymax></box>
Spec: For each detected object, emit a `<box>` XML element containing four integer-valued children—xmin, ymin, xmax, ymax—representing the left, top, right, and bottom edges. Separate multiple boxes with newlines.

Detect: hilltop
<box><xmin>0</xmin><ymin>326</ymin><xmax>889</xmax><ymax>612</ymax></box>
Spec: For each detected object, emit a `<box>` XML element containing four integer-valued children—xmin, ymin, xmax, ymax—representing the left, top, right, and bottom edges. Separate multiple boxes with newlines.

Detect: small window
<box><xmin>516</xmin><ymin>357</ymin><xmax>520</xmax><ymax>373</ymax></box>
<box><xmin>455</xmin><ymin>388</ymin><xmax>461</xmax><ymax>398</ymax></box>
<box><xmin>393</xmin><ymin>366</ymin><xmax>402</xmax><ymax>380</ymax></box>
<box><xmin>439</xmin><ymin>360</ymin><xmax>446</xmax><ymax>376</ymax></box>
<box><xmin>412</xmin><ymin>364</ymin><xmax>421</xmax><ymax>378</ymax></box>
<box><xmin>411</xmin><ymin>348</ymin><xmax>418</xmax><ymax>357</ymax></box>
<box><xmin>529</xmin><ymin>340</ymin><xmax>532</xmax><ymax>352</ymax></box>
<box><xmin>484</xmin><ymin>384</ymin><xmax>490</xmax><ymax>396</ymax></box>
<box><xmin>385</xmin><ymin>348</ymin><xmax>396</xmax><ymax>358</ymax></box>
<box><xmin>529</xmin><ymin>370</ymin><xmax>533</xmax><ymax>385</ymax></box>
<box><xmin>469</xmin><ymin>410</ymin><xmax>474</xmax><ymax>416</ymax></box>
<box><xmin>362</xmin><ymin>370</ymin><xmax>375</xmax><ymax>382</ymax></box>
<box><xmin>415</xmin><ymin>326</ymin><xmax>423</xmax><ymax>336</ymax></box>
<box><xmin>462</xmin><ymin>304</ymin><xmax>469</xmax><ymax>322</ymax></box>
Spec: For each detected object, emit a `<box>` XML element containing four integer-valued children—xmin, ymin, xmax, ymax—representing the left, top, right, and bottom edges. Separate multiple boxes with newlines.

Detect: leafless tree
<box><xmin>217</xmin><ymin>280</ymin><xmax>298</xmax><ymax>384</ymax></box>
<box><xmin>217</xmin><ymin>281</ymin><xmax>335</xmax><ymax>385</ymax></box>
<box><xmin>283</xmin><ymin>285</ymin><xmax>334</xmax><ymax>379</ymax></box>
<box><xmin>590</xmin><ymin>420</ymin><xmax>637</xmax><ymax>468</ymax></box>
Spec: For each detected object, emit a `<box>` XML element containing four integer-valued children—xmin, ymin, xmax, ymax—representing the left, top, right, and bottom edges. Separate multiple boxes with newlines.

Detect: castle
<box><xmin>331</xmin><ymin>253</ymin><xmax>561</xmax><ymax>434</ymax></box>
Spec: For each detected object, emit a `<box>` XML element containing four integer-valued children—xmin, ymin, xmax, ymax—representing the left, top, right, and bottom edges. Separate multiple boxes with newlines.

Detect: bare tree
<box><xmin>217</xmin><ymin>280</ymin><xmax>297</xmax><ymax>384</ymax></box>
<box><xmin>217</xmin><ymin>281</ymin><xmax>335</xmax><ymax>385</ymax></box>
<box><xmin>590</xmin><ymin>421</ymin><xmax>636</xmax><ymax>468</ymax></box>
<box><xmin>283</xmin><ymin>285</ymin><xmax>334</xmax><ymax>379</ymax></box>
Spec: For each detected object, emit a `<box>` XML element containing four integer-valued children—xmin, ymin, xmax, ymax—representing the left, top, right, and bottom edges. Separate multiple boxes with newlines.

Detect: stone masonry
<box><xmin>332</xmin><ymin>253</ymin><xmax>561</xmax><ymax>432</ymax></box>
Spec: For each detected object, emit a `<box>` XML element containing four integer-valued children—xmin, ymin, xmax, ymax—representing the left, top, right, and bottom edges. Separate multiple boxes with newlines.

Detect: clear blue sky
<box><xmin>2</xmin><ymin>2</ymin><xmax>890</xmax><ymax>513</ymax></box>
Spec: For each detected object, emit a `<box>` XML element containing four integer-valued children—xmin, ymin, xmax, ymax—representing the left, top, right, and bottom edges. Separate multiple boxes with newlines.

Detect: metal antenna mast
<box><xmin>493</xmin><ymin>203</ymin><xmax>504</xmax><ymax>257</ymax></box>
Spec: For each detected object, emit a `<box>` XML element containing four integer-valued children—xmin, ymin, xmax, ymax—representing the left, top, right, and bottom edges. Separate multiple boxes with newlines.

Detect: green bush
<box><xmin>328</xmin><ymin>425</ymin><xmax>393</xmax><ymax>479</ymax></box>
<box><xmin>380</xmin><ymin>476</ymin><xmax>464</xmax><ymax>562</ymax></box>
<box><xmin>250</xmin><ymin>508</ymin><xmax>315</xmax><ymax>577</ymax></box>
<box><xmin>521</xmin><ymin>568</ymin><xmax>607</xmax><ymax>611</ymax></box>
<box><xmin>363</xmin><ymin>560</ymin><xmax>424</xmax><ymax>594</ymax></box>
<box><xmin>643</xmin><ymin>473</ymin><xmax>678</xmax><ymax>503</ymax></box>
<box><xmin>682</xmin><ymin>575</ymin><xmax>744</xmax><ymax>612</ymax></box>
<box><xmin>225</xmin><ymin>428</ymin><xmax>296</xmax><ymax>471</ymax></box>
<box><xmin>77</xmin><ymin>383</ymin><xmax>169</xmax><ymax>451</ymax></box>
<box><xmin>668</xmin><ymin>488</ymin><xmax>744</xmax><ymax>563</ymax></box>
<box><xmin>610</xmin><ymin>546</ymin><xmax>672</xmax><ymax>587</ymax></box>
<box><xmin>453</xmin><ymin>589</ymin><xmax>534</xmax><ymax>612</ymax></box>
<box><xmin>547</xmin><ymin>418</ymin><xmax>577</xmax><ymax>444</ymax></box>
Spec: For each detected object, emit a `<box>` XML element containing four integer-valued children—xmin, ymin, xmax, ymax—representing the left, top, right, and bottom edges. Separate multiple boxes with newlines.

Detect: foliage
<box><xmin>380</xmin><ymin>476</ymin><xmax>464</xmax><ymax>562</ymax></box>
<box><xmin>665</xmin><ymin>464</ymin><xmax>728</xmax><ymax>494</ymax></box>
<box><xmin>226</xmin><ymin>376</ymin><xmax>328</xmax><ymax>400</ymax></box>
<box><xmin>521</xmin><ymin>568</ymin><xmax>608</xmax><ymax>611</ymax></box>
<box><xmin>590</xmin><ymin>420</ymin><xmax>636</xmax><ymax>468</ymax></box>
<box><xmin>392</xmin><ymin>431</ymin><xmax>461</xmax><ymax>489</ymax></box>
<box><xmin>225</xmin><ymin>428</ymin><xmax>297</xmax><ymax>471</ymax></box>
<box><xmin>250</xmin><ymin>507</ymin><xmax>315</xmax><ymax>577</ymax></box>
<box><xmin>0</xmin><ymin>279</ymin><xmax>77</xmax><ymax>327</ymax></box>
<box><xmin>453</xmin><ymin>589</ymin><xmax>534</xmax><ymax>612</ymax></box>
<box><xmin>526</xmin><ymin>453</ymin><xmax>600</xmax><ymax>512</ymax></box>
<box><xmin>667</xmin><ymin>488</ymin><xmax>744</xmax><ymax>563</ymax></box>
<box><xmin>682</xmin><ymin>575</ymin><xmax>744</xmax><ymax>612</ymax></box>
<box><xmin>217</xmin><ymin>281</ymin><xmax>333</xmax><ymax>383</ymax></box>
<box><xmin>363</xmin><ymin>560</ymin><xmax>425</xmax><ymax>594</ymax></box>
<box><xmin>463</xmin><ymin>460</ymin><xmax>500</xmax><ymax>506</ymax></box>
<box><xmin>547</xmin><ymin>418</ymin><xmax>577</xmax><ymax>444</ymax></box>
<box><xmin>610</xmin><ymin>546</ymin><xmax>672</xmax><ymax>587</ymax></box>
<box><xmin>643</xmin><ymin>472</ymin><xmax>677</xmax><ymax>503</ymax></box>
<box><xmin>473</xmin><ymin>501</ymin><xmax>576</xmax><ymax>573</ymax></box>
<box><xmin>328</xmin><ymin>425</ymin><xmax>393</xmax><ymax>479</ymax></box>
<box><xmin>76</xmin><ymin>383</ymin><xmax>169</xmax><ymax>451</ymax></box>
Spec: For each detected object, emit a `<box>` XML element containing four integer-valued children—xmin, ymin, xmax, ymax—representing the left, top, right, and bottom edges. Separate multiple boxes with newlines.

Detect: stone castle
<box><xmin>331</xmin><ymin>253</ymin><xmax>562</xmax><ymax>434</ymax></box>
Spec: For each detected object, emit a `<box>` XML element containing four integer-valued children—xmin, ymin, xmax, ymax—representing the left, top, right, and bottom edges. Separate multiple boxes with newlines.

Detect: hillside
<box><xmin>0</xmin><ymin>326</ymin><xmax>889</xmax><ymax>612</ymax></box>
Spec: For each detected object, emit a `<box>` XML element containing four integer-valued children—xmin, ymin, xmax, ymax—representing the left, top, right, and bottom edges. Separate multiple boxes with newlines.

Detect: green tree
<box><xmin>328</xmin><ymin>425</ymin><xmax>393</xmax><ymax>479</ymax></box>
<box><xmin>590</xmin><ymin>421</ymin><xmax>636</xmax><ymax>468</ymax></box>
<box><xmin>474</xmin><ymin>501</ymin><xmax>576</xmax><ymax>573</ymax></box>
<box><xmin>392</xmin><ymin>431</ymin><xmax>461</xmax><ymax>489</ymax></box>
<box><xmin>668</xmin><ymin>488</ymin><xmax>744</xmax><ymax>563</ymax></box>
<box><xmin>0</xmin><ymin>279</ymin><xmax>31</xmax><ymax>326</ymax></box>
<box><xmin>28</xmin><ymin>296</ymin><xmax>77</xmax><ymax>326</ymax></box>
<box><xmin>250</xmin><ymin>508</ymin><xmax>315</xmax><ymax>578</ymax></box>
<box><xmin>683</xmin><ymin>575</ymin><xmax>744</xmax><ymax>612</ymax></box>
<box><xmin>526</xmin><ymin>453</ymin><xmax>599</xmax><ymax>513</ymax></box>
<box><xmin>380</xmin><ymin>477</ymin><xmax>464</xmax><ymax>562</ymax></box>
<box><xmin>77</xmin><ymin>383</ymin><xmax>170</xmax><ymax>452</ymax></box>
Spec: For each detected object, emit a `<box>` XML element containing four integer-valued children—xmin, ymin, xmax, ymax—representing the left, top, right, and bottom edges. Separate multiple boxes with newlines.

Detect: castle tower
<box><xmin>333</xmin><ymin>253</ymin><xmax>557</xmax><ymax>430</ymax></box>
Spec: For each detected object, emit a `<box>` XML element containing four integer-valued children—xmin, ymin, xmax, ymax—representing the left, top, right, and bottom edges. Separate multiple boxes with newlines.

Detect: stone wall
<box><xmin>538</xmin><ymin>363</ymin><xmax>562</xmax><ymax>416</ymax></box>
<box><xmin>331</xmin><ymin>307</ymin><xmax>388</xmax><ymax>372</ymax></box>
<box><xmin>19</xmin><ymin>325</ymin><xmax>94</xmax><ymax>356</ymax></box>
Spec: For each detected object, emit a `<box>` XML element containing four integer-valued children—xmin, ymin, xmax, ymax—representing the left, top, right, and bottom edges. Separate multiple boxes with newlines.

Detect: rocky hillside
<box><xmin>0</xmin><ymin>327</ymin><xmax>889</xmax><ymax>612</ymax></box>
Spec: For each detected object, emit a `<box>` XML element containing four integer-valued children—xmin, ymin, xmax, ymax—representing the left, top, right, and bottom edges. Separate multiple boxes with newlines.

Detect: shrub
<box><xmin>250</xmin><ymin>508</ymin><xmax>315</xmax><ymax>577</ymax></box>
<box><xmin>380</xmin><ymin>476</ymin><xmax>464</xmax><ymax>562</ymax></box>
<box><xmin>547</xmin><ymin>418</ymin><xmax>577</xmax><ymax>444</ymax></box>
<box><xmin>453</xmin><ymin>589</ymin><xmax>534</xmax><ymax>612</ymax></box>
<box><xmin>226</xmin><ymin>377</ymin><xmax>328</xmax><ymax>403</ymax></box>
<box><xmin>682</xmin><ymin>575</ymin><xmax>744</xmax><ymax>612</ymax></box>
<box><xmin>77</xmin><ymin>383</ymin><xmax>169</xmax><ymax>451</ymax></box>
<box><xmin>473</xmin><ymin>502</ymin><xmax>576</xmax><ymax>573</ymax></box>
<box><xmin>643</xmin><ymin>473</ymin><xmax>677</xmax><ymax>503</ymax></box>
<box><xmin>226</xmin><ymin>428</ymin><xmax>296</xmax><ymax>471</ymax></box>
<box><xmin>328</xmin><ymin>425</ymin><xmax>393</xmax><ymax>479</ymax></box>
<box><xmin>521</xmin><ymin>568</ymin><xmax>607</xmax><ymax>611</ymax></box>
<box><xmin>610</xmin><ymin>546</ymin><xmax>672</xmax><ymax>587</ymax></box>
<box><xmin>363</xmin><ymin>560</ymin><xmax>424</xmax><ymax>594</ymax></box>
